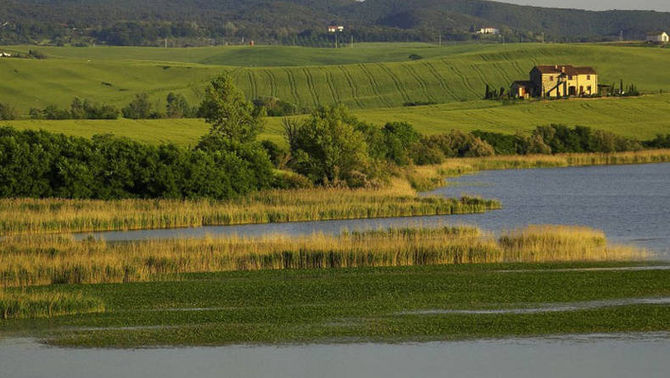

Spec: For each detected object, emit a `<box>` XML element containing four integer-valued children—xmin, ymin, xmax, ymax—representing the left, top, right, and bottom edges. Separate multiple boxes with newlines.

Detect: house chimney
<box><xmin>554</xmin><ymin>65</ymin><xmax>558</xmax><ymax>70</ymax></box>
<box><xmin>561</xmin><ymin>66</ymin><xmax>566</xmax><ymax>73</ymax></box>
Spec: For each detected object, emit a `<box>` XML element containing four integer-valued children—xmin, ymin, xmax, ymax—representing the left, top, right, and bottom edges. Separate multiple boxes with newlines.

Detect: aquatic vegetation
<box><xmin>0</xmin><ymin>225</ymin><xmax>646</xmax><ymax>288</ymax></box>
<box><xmin>0</xmin><ymin>290</ymin><xmax>104</xmax><ymax>319</ymax></box>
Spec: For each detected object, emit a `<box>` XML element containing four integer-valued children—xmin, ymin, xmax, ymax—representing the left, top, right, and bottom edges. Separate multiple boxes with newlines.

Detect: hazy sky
<box><xmin>498</xmin><ymin>0</ymin><xmax>670</xmax><ymax>12</ymax></box>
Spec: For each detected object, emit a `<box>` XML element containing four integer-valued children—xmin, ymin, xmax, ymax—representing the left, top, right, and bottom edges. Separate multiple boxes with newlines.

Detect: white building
<box><xmin>0</xmin><ymin>52</ymin><xmax>11</xmax><ymax>57</ymax></box>
<box><xmin>328</xmin><ymin>25</ymin><xmax>344</xmax><ymax>33</ymax></box>
<box><xmin>646</xmin><ymin>32</ymin><xmax>669</xmax><ymax>43</ymax></box>
<box><xmin>477</xmin><ymin>27</ymin><xmax>500</xmax><ymax>35</ymax></box>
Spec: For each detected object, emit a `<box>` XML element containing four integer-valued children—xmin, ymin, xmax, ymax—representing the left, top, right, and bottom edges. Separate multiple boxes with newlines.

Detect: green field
<box><xmin>2</xmin><ymin>262</ymin><xmax>668</xmax><ymax>347</ymax></box>
<box><xmin>2</xmin><ymin>43</ymin><xmax>670</xmax><ymax>114</ymax></box>
<box><xmin>5</xmin><ymin>93</ymin><xmax>670</xmax><ymax>144</ymax></box>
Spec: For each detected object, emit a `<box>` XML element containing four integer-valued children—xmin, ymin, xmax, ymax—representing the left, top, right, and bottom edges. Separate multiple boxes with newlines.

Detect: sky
<box><xmin>498</xmin><ymin>0</ymin><xmax>670</xmax><ymax>12</ymax></box>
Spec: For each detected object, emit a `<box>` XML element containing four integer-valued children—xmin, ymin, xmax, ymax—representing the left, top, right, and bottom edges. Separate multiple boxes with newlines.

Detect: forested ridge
<box><xmin>1</xmin><ymin>0</ymin><xmax>669</xmax><ymax>46</ymax></box>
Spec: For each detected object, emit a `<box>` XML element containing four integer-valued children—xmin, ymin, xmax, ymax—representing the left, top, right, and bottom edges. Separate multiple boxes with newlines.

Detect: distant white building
<box><xmin>328</xmin><ymin>25</ymin><xmax>344</xmax><ymax>33</ymax></box>
<box><xmin>0</xmin><ymin>52</ymin><xmax>11</xmax><ymax>57</ymax></box>
<box><xmin>646</xmin><ymin>31</ymin><xmax>669</xmax><ymax>43</ymax></box>
<box><xmin>477</xmin><ymin>27</ymin><xmax>500</xmax><ymax>35</ymax></box>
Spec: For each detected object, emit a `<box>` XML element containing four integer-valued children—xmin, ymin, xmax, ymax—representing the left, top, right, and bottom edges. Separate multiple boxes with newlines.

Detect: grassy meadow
<box><xmin>6</xmin><ymin>94</ymin><xmax>670</xmax><ymax>146</ymax></box>
<box><xmin>1</xmin><ymin>43</ymin><xmax>670</xmax><ymax>113</ymax></box>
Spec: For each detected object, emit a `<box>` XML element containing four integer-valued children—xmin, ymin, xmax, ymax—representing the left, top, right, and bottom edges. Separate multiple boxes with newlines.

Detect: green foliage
<box><xmin>0</xmin><ymin>127</ymin><xmax>272</xmax><ymax>200</ymax></box>
<box><xmin>166</xmin><ymin>92</ymin><xmax>195</xmax><ymax>118</ymax></box>
<box><xmin>28</xmin><ymin>98</ymin><xmax>119</xmax><ymax>120</ymax></box>
<box><xmin>199</xmin><ymin>74</ymin><xmax>263</xmax><ymax>144</ymax></box>
<box><xmin>644</xmin><ymin>134</ymin><xmax>670</xmax><ymax>149</ymax></box>
<box><xmin>253</xmin><ymin>97</ymin><xmax>301</xmax><ymax>117</ymax></box>
<box><xmin>413</xmin><ymin>130</ymin><xmax>495</xmax><ymax>164</ymax></box>
<box><xmin>122</xmin><ymin>93</ymin><xmax>155</xmax><ymax>119</ymax></box>
<box><xmin>0</xmin><ymin>103</ymin><xmax>17</xmax><ymax>120</ymax></box>
<box><xmin>284</xmin><ymin>106</ymin><xmax>371</xmax><ymax>187</ymax></box>
<box><xmin>382</xmin><ymin>122</ymin><xmax>421</xmax><ymax>165</ymax></box>
<box><xmin>260</xmin><ymin>140</ymin><xmax>289</xmax><ymax>168</ymax></box>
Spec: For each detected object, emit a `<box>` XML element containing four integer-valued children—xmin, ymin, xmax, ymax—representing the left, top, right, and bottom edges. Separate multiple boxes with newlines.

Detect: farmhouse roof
<box><xmin>534</xmin><ymin>65</ymin><xmax>596</xmax><ymax>75</ymax></box>
<box><xmin>512</xmin><ymin>80</ymin><xmax>534</xmax><ymax>87</ymax></box>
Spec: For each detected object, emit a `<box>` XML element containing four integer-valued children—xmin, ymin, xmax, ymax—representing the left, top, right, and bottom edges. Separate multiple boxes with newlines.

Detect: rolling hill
<box><xmin>1</xmin><ymin>43</ymin><xmax>669</xmax><ymax>113</ymax></box>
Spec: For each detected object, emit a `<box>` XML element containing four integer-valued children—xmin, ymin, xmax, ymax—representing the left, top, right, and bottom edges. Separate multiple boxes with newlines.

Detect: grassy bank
<box><xmin>406</xmin><ymin>149</ymin><xmax>670</xmax><ymax>190</ymax></box>
<box><xmin>0</xmin><ymin>179</ymin><xmax>499</xmax><ymax>235</ymax></box>
<box><xmin>1</xmin><ymin>261</ymin><xmax>667</xmax><ymax>347</ymax></box>
<box><xmin>0</xmin><ymin>225</ymin><xmax>646</xmax><ymax>288</ymax></box>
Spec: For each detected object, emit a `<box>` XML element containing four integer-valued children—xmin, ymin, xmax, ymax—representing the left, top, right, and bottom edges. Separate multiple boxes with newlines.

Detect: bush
<box><xmin>0</xmin><ymin>103</ymin><xmax>17</xmax><ymax>120</ymax></box>
<box><xmin>261</xmin><ymin>140</ymin><xmax>289</xmax><ymax>168</ymax></box>
<box><xmin>253</xmin><ymin>97</ymin><xmax>301</xmax><ymax>116</ymax></box>
<box><xmin>271</xmin><ymin>170</ymin><xmax>313</xmax><ymax>189</ymax></box>
<box><xmin>123</xmin><ymin>93</ymin><xmax>155</xmax><ymax>119</ymax></box>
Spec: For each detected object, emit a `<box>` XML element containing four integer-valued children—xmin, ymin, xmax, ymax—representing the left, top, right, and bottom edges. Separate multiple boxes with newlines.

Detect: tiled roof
<box><xmin>534</xmin><ymin>65</ymin><xmax>596</xmax><ymax>75</ymax></box>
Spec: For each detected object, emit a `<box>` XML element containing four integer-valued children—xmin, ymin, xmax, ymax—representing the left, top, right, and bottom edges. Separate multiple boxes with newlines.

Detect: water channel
<box><xmin>78</xmin><ymin>163</ymin><xmax>670</xmax><ymax>259</ymax></box>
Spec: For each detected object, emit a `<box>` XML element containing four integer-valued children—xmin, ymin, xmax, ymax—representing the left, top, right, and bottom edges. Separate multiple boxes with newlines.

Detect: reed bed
<box><xmin>408</xmin><ymin>149</ymin><xmax>670</xmax><ymax>190</ymax></box>
<box><xmin>0</xmin><ymin>290</ymin><xmax>105</xmax><ymax>319</ymax></box>
<box><xmin>0</xmin><ymin>225</ymin><xmax>645</xmax><ymax>288</ymax></box>
<box><xmin>0</xmin><ymin>179</ymin><xmax>499</xmax><ymax>235</ymax></box>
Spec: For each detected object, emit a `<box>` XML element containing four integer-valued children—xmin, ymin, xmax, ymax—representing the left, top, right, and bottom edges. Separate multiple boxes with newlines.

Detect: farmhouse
<box><xmin>511</xmin><ymin>65</ymin><xmax>598</xmax><ymax>98</ymax></box>
<box><xmin>646</xmin><ymin>31</ymin><xmax>669</xmax><ymax>43</ymax></box>
<box><xmin>0</xmin><ymin>52</ymin><xmax>11</xmax><ymax>57</ymax></box>
<box><xmin>477</xmin><ymin>27</ymin><xmax>499</xmax><ymax>35</ymax></box>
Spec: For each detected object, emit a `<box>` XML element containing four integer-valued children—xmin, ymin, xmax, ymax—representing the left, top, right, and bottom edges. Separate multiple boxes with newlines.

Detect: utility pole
<box><xmin>619</xmin><ymin>30</ymin><xmax>624</xmax><ymax>42</ymax></box>
<box><xmin>164</xmin><ymin>38</ymin><xmax>168</xmax><ymax>48</ymax></box>
<box><xmin>351</xmin><ymin>35</ymin><xmax>354</xmax><ymax>48</ymax></box>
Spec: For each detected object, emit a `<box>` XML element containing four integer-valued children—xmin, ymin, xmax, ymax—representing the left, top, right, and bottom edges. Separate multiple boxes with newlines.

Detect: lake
<box><xmin>1</xmin><ymin>333</ymin><xmax>669</xmax><ymax>378</ymax></box>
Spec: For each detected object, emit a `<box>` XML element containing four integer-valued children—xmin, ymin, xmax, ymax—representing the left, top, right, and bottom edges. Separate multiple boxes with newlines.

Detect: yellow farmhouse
<box><xmin>512</xmin><ymin>65</ymin><xmax>598</xmax><ymax>98</ymax></box>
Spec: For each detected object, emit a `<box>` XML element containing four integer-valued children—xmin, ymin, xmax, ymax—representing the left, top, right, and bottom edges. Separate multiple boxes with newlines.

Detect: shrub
<box><xmin>0</xmin><ymin>103</ymin><xmax>17</xmax><ymax>120</ymax></box>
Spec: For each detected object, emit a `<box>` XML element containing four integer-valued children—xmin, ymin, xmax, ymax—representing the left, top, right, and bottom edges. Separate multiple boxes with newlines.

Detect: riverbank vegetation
<box><xmin>406</xmin><ymin>149</ymin><xmax>670</xmax><ymax>190</ymax></box>
<box><xmin>0</xmin><ymin>179</ymin><xmax>498</xmax><ymax>234</ymax></box>
<box><xmin>0</xmin><ymin>225</ymin><xmax>646</xmax><ymax>288</ymax></box>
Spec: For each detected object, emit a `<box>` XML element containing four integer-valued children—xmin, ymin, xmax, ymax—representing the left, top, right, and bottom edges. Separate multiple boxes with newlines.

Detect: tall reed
<box><xmin>0</xmin><ymin>225</ymin><xmax>646</xmax><ymax>288</ymax></box>
<box><xmin>0</xmin><ymin>179</ymin><xmax>499</xmax><ymax>235</ymax></box>
<box><xmin>407</xmin><ymin>149</ymin><xmax>670</xmax><ymax>190</ymax></box>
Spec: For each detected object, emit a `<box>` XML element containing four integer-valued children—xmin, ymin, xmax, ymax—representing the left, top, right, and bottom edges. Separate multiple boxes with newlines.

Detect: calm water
<box><xmin>78</xmin><ymin>163</ymin><xmax>670</xmax><ymax>259</ymax></box>
<box><xmin>1</xmin><ymin>334</ymin><xmax>669</xmax><ymax>378</ymax></box>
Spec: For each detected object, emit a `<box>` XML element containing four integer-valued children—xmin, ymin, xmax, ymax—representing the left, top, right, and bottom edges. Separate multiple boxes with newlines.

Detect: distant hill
<box><xmin>1</xmin><ymin>0</ymin><xmax>670</xmax><ymax>45</ymax></box>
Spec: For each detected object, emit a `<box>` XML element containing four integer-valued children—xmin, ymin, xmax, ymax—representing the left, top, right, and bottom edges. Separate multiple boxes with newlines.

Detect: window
<box><xmin>587</xmin><ymin>86</ymin><xmax>592</xmax><ymax>93</ymax></box>
<box><xmin>568</xmin><ymin>75</ymin><xmax>573</xmax><ymax>80</ymax></box>
<box><xmin>549</xmin><ymin>76</ymin><xmax>554</xmax><ymax>81</ymax></box>
<box><xmin>587</xmin><ymin>75</ymin><xmax>591</xmax><ymax>80</ymax></box>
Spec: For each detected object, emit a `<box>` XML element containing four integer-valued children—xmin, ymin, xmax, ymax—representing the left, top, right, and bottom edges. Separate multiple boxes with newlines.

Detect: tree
<box><xmin>198</xmin><ymin>75</ymin><xmax>263</xmax><ymax>143</ymax></box>
<box><xmin>166</xmin><ymin>92</ymin><xmax>192</xmax><ymax>118</ymax></box>
<box><xmin>123</xmin><ymin>93</ymin><xmax>153</xmax><ymax>119</ymax></box>
<box><xmin>284</xmin><ymin>106</ymin><xmax>370</xmax><ymax>187</ymax></box>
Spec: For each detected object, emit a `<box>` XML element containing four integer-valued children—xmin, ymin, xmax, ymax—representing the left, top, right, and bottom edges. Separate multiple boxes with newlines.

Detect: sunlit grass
<box><xmin>0</xmin><ymin>290</ymin><xmax>104</xmax><ymax>319</ymax></box>
<box><xmin>0</xmin><ymin>225</ymin><xmax>646</xmax><ymax>288</ymax></box>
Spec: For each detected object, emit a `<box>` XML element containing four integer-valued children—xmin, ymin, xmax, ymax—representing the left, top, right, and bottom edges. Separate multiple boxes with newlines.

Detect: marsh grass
<box><xmin>407</xmin><ymin>149</ymin><xmax>670</xmax><ymax>190</ymax></box>
<box><xmin>0</xmin><ymin>290</ymin><xmax>104</xmax><ymax>319</ymax></box>
<box><xmin>0</xmin><ymin>179</ymin><xmax>499</xmax><ymax>235</ymax></box>
<box><xmin>0</xmin><ymin>225</ymin><xmax>645</xmax><ymax>288</ymax></box>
